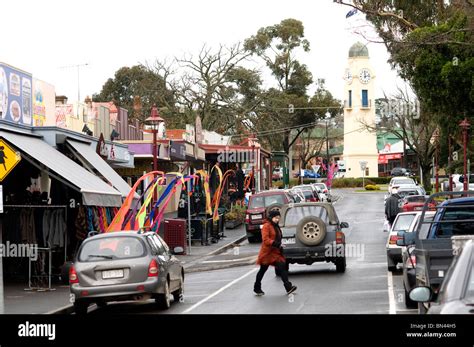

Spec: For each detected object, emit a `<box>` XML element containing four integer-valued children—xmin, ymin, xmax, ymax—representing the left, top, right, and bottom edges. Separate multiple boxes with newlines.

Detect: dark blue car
<box><xmin>426</xmin><ymin>197</ymin><xmax>474</xmax><ymax>239</ymax></box>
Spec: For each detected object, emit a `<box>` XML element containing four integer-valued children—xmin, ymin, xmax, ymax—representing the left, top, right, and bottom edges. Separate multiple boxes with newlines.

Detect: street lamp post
<box><xmin>460</xmin><ymin>118</ymin><xmax>471</xmax><ymax>192</ymax></box>
<box><xmin>251</xmin><ymin>138</ymin><xmax>256</xmax><ymax>193</ymax></box>
<box><xmin>145</xmin><ymin>105</ymin><xmax>165</xmax><ymax>206</ymax></box>
<box><xmin>433</xmin><ymin>131</ymin><xmax>440</xmax><ymax>193</ymax></box>
<box><xmin>145</xmin><ymin>105</ymin><xmax>165</xmax><ymax>172</ymax></box>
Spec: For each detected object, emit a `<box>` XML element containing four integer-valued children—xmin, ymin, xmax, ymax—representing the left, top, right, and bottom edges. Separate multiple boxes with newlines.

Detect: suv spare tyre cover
<box><xmin>265</xmin><ymin>203</ymin><xmax>284</xmax><ymax>216</ymax></box>
<box><xmin>296</xmin><ymin>216</ymin><xmax>327</xmax><ymax>246</ymax></box>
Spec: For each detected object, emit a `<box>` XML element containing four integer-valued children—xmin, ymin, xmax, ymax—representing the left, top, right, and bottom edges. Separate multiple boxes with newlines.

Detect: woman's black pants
<box><xmin>255</xmin><ymin>262</ymin><xmax>292</xmax><ymax>291</ymax></box>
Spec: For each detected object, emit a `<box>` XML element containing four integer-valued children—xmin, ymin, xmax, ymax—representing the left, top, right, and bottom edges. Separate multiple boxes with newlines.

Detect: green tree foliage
<box><xmin>93</xmin><ymin>65</ymin><xmax>175</xmax><ymax>122</ymax></box>
<box><xmin>244</xmin><ymin>18</ymin><xmax>316</xmax><ymax>153</ymax></box>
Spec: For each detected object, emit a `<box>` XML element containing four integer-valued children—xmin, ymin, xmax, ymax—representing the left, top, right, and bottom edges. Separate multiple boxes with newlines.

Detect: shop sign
<box><xmin>96</xmin><ymin>133</ymin><xmax>108</xmax><ymax>159</ymax></box>
<box><xmin>0</xmin><ymin>63</ymin><xmax>33</xmax><ymax>126</ymax></box>
<box><xmin>0</xmin><ymin>139</ymin><xmax>21</xmax><ymax>181</ymax></box>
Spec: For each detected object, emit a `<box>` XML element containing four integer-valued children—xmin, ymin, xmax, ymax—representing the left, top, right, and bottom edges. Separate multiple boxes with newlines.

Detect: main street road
<box><xmin>88</xmin><ymin>190</ymin><xmax>416</xmax><ymax>314</ymax></box>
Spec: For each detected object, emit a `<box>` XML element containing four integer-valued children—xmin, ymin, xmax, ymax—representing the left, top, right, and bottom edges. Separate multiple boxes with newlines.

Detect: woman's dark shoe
<box><xmin>254</xmin><ymin>283</ymin><xmax>265</xmax><ymax>296</ymax></box>
<box><xmin>286</xmin><ymin>286</ymin><xmax>297</xmax><ymax>295</ymax></box>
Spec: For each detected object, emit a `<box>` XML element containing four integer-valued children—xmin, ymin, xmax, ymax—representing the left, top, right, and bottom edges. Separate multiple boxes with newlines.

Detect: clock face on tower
<box><xmin>344</xmin><ymin>69</ymin><xmax>353</xmax><ymax>84</ymax></box>
<box><xmin>359</xmin><ymin>68</ymin><xmax>371</xmax><ymax>84</ymax></box>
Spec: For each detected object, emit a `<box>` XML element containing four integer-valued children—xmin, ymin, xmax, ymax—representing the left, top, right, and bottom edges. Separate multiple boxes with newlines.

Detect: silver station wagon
<box><xmin>70</xmin><ymin>231</ymin><xmax>184</xmax><ymax>314</ymax></box>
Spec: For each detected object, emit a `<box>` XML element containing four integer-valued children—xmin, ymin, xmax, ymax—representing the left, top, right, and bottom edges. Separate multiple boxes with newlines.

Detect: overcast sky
<box><xmin>1</xmin><ymin>0</ymin><xmax>407</xmax><ymax>103</ymax></box>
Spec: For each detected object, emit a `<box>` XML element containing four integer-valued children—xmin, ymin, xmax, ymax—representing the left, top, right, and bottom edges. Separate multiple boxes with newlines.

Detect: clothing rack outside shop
<box><xmin>3</xmin><ymin>205</ymin><xmax>67</xmax><ymax>292</ymax></box>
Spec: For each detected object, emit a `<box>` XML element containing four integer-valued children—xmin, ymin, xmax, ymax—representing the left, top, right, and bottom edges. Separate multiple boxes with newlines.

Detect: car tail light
<box><xmin>245</xmin><ymin>214</ymin><xmax>250</xmax><ymax>223</ymax></box>
<box><xmin>324</xmin><ymin>189</ymin><xmax>328</xmax><ymax>193</ymax></box>
<box><xmin>389</xmin><ymin>235</ymin><xmax>400</xmax><ymax>245</ymax></box>
<box><xmin>405</xmin><ymin>255</ymin><xmax>416</xmax><ymax>268</ymax></box>
<box><xmin>148</xmin><ymin>259</ymin><xmax>159</xmax><ymax>277</ymax></box>
<box><xmin>69</xmin><ymin>266</ymin><xmax>79</xmax><ymax>284</ymax></box>
<box><xmin>336</xmin><ymin>231</ymin><xmax>345</xmax><ymax>244</ymax></box>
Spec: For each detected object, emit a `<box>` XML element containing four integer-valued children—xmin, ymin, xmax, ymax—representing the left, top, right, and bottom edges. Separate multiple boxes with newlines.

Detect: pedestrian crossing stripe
<box><xmin>0</xmin><ymin>139</ymin><xmax>21</xmax><ymax>181</ymax></box>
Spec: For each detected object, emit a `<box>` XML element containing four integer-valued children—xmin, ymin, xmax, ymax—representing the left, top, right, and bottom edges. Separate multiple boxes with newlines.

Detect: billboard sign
<box><xmin>0</xmin><ymin>63</ymin><xmax>33</xmax><ymax>126</ymax></box>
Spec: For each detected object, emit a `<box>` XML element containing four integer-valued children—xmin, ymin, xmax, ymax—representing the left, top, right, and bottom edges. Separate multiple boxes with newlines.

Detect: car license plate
<box><xmin>102</xmin><ymin>269</ymin><xmax>124</xmax><ymax>279</ymax></box>
<box><xmin>282</xmin><ymin>238</ymin><xmax>296</xmax><ymax>245</ymax></box>
<box><xmin>414</xmin><ymin>207</ymin><xmax>422</xmax><ymax>211</ymax></box>
<box><xmin>251</xmin><ymin>214</ymin><xmax>263</xmax><ymax>220</ymax></box>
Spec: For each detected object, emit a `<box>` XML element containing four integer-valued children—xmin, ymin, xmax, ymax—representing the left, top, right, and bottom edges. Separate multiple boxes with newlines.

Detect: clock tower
<box><xmin>342</xmin><ymin>42</ymin><xmax>379</xmax><ymax>178</ymax></box>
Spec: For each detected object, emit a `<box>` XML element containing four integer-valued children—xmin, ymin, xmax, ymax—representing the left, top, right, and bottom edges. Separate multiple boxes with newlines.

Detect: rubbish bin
<box><xmin>164</xmin><ymin>218</ymin><xmax>187</xmax><ymax>255</ymax></box>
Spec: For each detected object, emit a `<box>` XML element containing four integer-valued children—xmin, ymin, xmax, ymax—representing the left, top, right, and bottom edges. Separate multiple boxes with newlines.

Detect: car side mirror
<box><xmin>173</xmin><ymin>247</ymin><xmax>184</xmax><ymax>255</ymax></box>
<box><xmin>340</xmin><ymin>222</ymin><xmax>349</xmax><ymax>229</ymax></box>
<box><xmin>409</xmin><ymin>287</ymin><xmax>433</xmax><ymax>303</ymax></box>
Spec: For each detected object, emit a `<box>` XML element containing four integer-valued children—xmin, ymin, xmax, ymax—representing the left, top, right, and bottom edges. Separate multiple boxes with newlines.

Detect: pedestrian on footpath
<box><xmin>254</xmin><ymin>210</ymin><xmax>297</xmax><ymax>296</ymax></box>
<box><xmin>385</xmin><ymin>188</ymin><xmax>401</xmax><ymax>227</ymax></box>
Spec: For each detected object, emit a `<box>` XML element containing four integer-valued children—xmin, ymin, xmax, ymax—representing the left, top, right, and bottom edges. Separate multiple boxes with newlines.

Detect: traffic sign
<box><xmin>359</xmin><ymin>161</ymin><xmax>368</xmax><ymax>171</ymax></box>
<box><xmin>0</xmin><ymin>139</ymin><xmax>21</xmax><ymax>181</ymax></box>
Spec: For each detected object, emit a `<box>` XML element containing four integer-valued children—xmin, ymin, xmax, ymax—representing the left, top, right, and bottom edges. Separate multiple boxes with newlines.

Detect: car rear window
<box><xmin>79</xmin><ymin>236</ymin><xmax>146</xmax><ymax>262</ymax></box>
<box><xmin>434</xmin><ymin>206</ymin><xmax>474</xmax><ymax>238</ymax></box>
<box><xmin>249</xmin><ymin>194</ymin><xmax>285</xmax><ymax>208</ymax></box>
<box><xmin>393</xmin><ymin>179</ymin><xmax>415</xmax><ymax>185</ymax></box>
<box><xmin>418</xmin><ymin>215</ymin><xmax>435</xmax><ymax>239</ymax></box>
<box><xmin>398</xmin><ymin>190</ymin><xmax>419</xmax><ymax>198</ymax></box>
<box><xmin>406</xmin><ymin>196</ymin><xmax>427</xmax><ymax>203</ymax></box>
<box><xmin>392</xmin><ymin>214</ymin><xmax>416</xmax><ymax>232</ymax></box>
<box><xmin>284</xmin><ymin>206</ymin><xmax>330</xmax><ymax>226</ymax></box>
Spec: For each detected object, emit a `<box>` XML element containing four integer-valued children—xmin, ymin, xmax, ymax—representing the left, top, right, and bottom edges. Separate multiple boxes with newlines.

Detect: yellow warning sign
<box><xmin>0</xmin><ymin>139</ymin><xmax>21</xmax><ymax>181</ymax></box>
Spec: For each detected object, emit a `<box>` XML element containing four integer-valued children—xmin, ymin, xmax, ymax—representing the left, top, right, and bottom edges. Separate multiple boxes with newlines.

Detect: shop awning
<box><xmin>0</xmin><ymin>130</ymin><xmax>122</xmax><ymax>207</ymax></box>
<box><xmin>66</xmin><ymin>139</ymin><xmax>134</xmax><ymax>199</ymax></box>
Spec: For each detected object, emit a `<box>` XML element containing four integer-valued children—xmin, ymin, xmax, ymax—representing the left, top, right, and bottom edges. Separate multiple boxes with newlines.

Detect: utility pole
<box><xmin>324</xmin><ymin>110</ymin><xmax>331</xmax><ymax>177</ymax></box>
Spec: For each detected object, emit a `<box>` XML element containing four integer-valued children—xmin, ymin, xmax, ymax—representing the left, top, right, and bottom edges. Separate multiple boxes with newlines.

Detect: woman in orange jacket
<box><xmin>254</xmin><ymin>210</ymin><xmax>297</xmax><ymax>296</ymax></box>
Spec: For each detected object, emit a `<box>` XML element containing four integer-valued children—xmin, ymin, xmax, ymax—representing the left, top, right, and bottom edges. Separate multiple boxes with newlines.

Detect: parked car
<box><xmin>397</xmin><ymin>192</ymin><xmax>474</xmax><ymax>313</ymax></box>
<box><xmin>384</xmin><ymin>186</ymin><xmax>426</xmax><ymax>207</ymax></box>
<box><xmin>409</xmin><ymin>238</ymin><xmax>474</xmax><ymax>314</ymax></box>
<box><xmin>245</xmin><ymin>190</ymin><xmax>294</xmax><ymax>243</ymax></box>
<box><xmin>291</xmin><ymin>185</ymin><xmax>321</xmax><ymax>203</ymax></box>
<box><xmin>386</xmin><ymin>211</ymin><xmax>419</xmax><ymax>272</ymax></box>
<box><xmin>70</xmin><ymin>231</ymin><xmax>184</xmax><ymax>314</ymax></box>
<box><xmin>401</xmin><ymin>195</ymin><xmax>435</xmax><ymax>212</ymax></box>
<box><xmin>294</xmin><ymin>169</ymin><xmax>320</xmax><ymax>178</ymax></box>
<box><xmin>286</xmin><ymin>189</ymin><xmax>304</xmax><ymax>203</ymax></box>
<box><xmin>400</xmin><ymin>212</ymin><xmax>436</xmax><ymax>308</ymax></box>
<box><xmin>279</xmin><ymin>202</ymin><xmax>349</xmax><ymax>272</ymax></box>
<box><xmin>391</xmin><ymin>167</ymin><xmax>414</xmax><ymax>177</ymax></box>
<box><xmin>388</xmin><ymin>177</ymin><xmax>418</xmax><ymax>194</ymax></box>
<box><xmin>312</xmin><ymin>183</ymin><xmax>331</xmax><ymax>202</ymax></box>
<box><xmin>451</xmin><ymin>174</ymin><xmax>474</xmax><ymax>192</ymax></box>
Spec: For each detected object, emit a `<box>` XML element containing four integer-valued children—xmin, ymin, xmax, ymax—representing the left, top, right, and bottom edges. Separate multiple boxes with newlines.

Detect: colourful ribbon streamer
<box><xmin>106</xmin><ymin>171</ymin><xmax>164</xmax><ymax>232</ymax></box>
<box><xmin>135</xmin><ymin>176</ymin><xmax>166</xmax><ymax>228</ymax></box>
<box><xmin>212</xmin><ymin>170</ymin><xmax>235</xmax><ymax>221</ymax></box>
<box><xmin>196</xmin><ymin>170</ymin><xmax>212</xmax><ymax>215</ymax></box>
<box><xmin>149</xmin><ymin>174</ymin><xmax>197</xmax><ymax>232</ymax></box>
